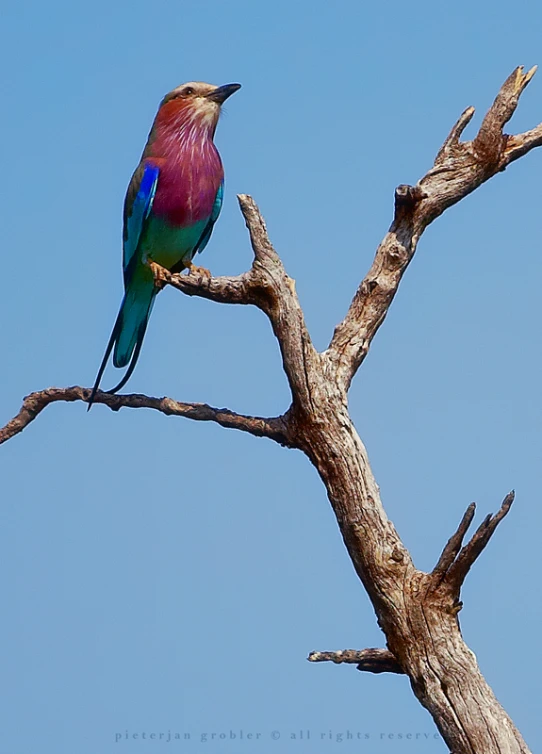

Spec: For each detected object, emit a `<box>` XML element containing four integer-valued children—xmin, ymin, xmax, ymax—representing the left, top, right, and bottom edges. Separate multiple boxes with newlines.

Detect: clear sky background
<box><xmin>2</xmin><ymin>1</ymin><xmax>541</xmax><ymax>752</ymax></box>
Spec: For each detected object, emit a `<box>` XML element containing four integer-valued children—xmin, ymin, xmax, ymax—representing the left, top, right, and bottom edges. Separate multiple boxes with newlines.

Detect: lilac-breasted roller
<box><xmin>88</xmin><ymin>81</ymin><xmax>241</xmax><ymax>409</ymax></box>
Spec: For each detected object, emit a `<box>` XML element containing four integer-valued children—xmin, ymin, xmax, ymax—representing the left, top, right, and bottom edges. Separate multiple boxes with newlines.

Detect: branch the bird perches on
<box><xmin>2</xmin><ymin>67</ymin><xmax>541</xmax><ymax>754</ymax></box>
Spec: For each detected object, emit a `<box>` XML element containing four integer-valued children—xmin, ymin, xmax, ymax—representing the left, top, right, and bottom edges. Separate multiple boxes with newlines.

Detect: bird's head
<box><xmin>158</xmin><ymin>81</ymin><xmax>241</xmax><ymax>135</ymax></box>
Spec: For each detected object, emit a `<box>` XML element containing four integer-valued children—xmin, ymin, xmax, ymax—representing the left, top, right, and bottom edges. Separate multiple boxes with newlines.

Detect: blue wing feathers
<box><xmin>113</xmin><ymin>161</ymin><xmax>159</xmax><ymax>370</ymax></box>
<box><xmin>123</xmin><ymin>162</ymin><xmax>160</xmax><ymax>277</ymax></box>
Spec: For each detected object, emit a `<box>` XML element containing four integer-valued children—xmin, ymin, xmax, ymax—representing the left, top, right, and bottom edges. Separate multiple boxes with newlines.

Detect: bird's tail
<box><xmin>87</xmin><ymin>269</ymin><xmax>156</xmax><ymax>410</ymax></box>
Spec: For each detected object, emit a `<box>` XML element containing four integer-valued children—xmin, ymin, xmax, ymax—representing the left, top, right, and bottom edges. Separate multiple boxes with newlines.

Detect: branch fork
<box><xmin>431</xmin><ymin>492</ymin><xmax>515</xmax><ymax>593</ymax></box>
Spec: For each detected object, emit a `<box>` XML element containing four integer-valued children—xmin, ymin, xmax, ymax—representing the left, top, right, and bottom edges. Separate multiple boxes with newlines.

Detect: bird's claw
<box><xmin>186</xmin><ymin>261</ymin><xmax>211</xmax><ymax>279</ymax></box>
<box><xmin>148</xmin><ymin>261</ymin><xmax>169</xmax><ymax>290</ymax></box>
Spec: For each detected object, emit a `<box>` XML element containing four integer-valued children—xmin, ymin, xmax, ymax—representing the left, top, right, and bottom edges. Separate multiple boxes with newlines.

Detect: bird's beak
<box><xmin>205</xmin><ymin>83</ymin><xmax>241</xmax><ymax>104</ymax></box>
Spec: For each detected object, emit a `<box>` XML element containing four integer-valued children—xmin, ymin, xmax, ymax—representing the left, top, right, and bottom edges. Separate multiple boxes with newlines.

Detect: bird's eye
<box><xmin>182</xmin><ymin>86</ymin><xmax>195</xmax><ymax>96</ymax></box>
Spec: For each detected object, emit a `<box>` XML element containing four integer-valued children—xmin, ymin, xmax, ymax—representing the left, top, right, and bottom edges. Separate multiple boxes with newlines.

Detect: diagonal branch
<box><xmin>428</xmin><ymin>493</ymin><xmax>515</xmax><ymax>596</ymax></box>
<box><xmin>327</xmin><ymin>65</ymin><xmax>541</xmax><ymax>392</ymax></box>
<box><xmin>162</xmin><ymin>195</ymin><xmax>320</xmax><ymax>418</ymax></box>
<box><xmin>430</xmin><ymin>502</ymin><xmax>477</xmax><ymax>588</ymax></box>
<box><xmin>221</xmin><ymin>196</ymin><xmax>321</xmax><ymax>418</ymax></box>
<box><xmin>435</xmin><ymin>106</ymin><xmax>476</xmax><ymax>162</ymax></box>
<box><xmin>308</xmin><ymin>648</ymin><xmax>404</xmax><ymax>675</ymax></box>
<box><xmin>0</xmin><ymin>387</ymin><xmax>292</xmax><ymax>447</ymax></box>
<box><xmin>503</xmin><ymin>123</ymin><xmax>542</xmax><ymax>165</ymax></box>
<box><xmin>446</xmin><ymin>491</ymin><xmax>515</xmax><ymax>590</ymax></box>
<box><xmin>474</xmin><ymin>66</ymin><xmax>537</xmax><ymax>165</ymax></box>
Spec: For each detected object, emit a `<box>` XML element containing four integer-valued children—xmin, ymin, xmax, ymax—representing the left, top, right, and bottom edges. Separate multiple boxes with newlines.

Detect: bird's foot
<box><xmin>148</xmin><ymin>261</ymin><xmax>170</xmax><ymax>291</ymax></box>
<box><xmin>186</xmin><ymin>261</ymin><xmax>211</xmax><ymax>279</ymax></box>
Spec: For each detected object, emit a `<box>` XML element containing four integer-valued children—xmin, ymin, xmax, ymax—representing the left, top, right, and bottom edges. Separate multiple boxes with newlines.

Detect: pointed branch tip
<box><xmin>446</xmin><ymin>491</ymin><xmax>516</xmax><ymax>590</ymax></box>
<box><xmin>515</xmin><ymin>65</ymin><xmax>537</xmax><ymax>93</ymax></box>
<box><xmin>431</xmin><ymin>501</ymin><xmax>476</xmax><ymax>587</ymax></box>
<box><xmin>525</xmin><ymin>65</ymin><xmax>537</xmax><ymax>83</ymax></box>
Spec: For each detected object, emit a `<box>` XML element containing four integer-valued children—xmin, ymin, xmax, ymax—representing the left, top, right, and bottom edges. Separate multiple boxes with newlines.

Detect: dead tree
<box><xmin>2</xmin><ymin>67</ymin><xmax>540</xmax><ymax>754</ymax></box>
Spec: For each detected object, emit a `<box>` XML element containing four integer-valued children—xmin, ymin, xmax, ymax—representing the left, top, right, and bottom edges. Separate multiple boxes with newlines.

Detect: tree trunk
<box><xmin>293</xmin><ymin>392</ymin><xmax>527</xmax><ymax>753</ymax></box>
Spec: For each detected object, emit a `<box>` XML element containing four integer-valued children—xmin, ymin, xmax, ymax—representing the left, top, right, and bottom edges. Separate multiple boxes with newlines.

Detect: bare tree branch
<box><xmin>431</xmin><ymin>502</ymin><xmax>477</xmax><ymax>588</ymax></box>
<box><xmin>503</xmin><ymin>124</ymin><xmax>542</xmax><ymax>165</ymax></box>
<box><xmin>0</xmin><ymin>387</ymin><xmax>291</xmax><ymax>447</ymax></box>
<box><xmin>161</xmin><ymin>194</ymin><xmax>320</xmax><ymax>417</ymax></box>
<box><xmin>308</xmin><ymin>648</ymin><xmax>404</xmax><ymax>674</ymax></box>
<box><xmin>474</xmin><ymin>66</ymin><xmax>537</xmax><ymax>164</ymax></box>
<box><xmin>435</xmin><ymin>106</ymin><xmax>476</xmax><ymax>161</ymax></box>
<box><xmin>327</xmin><ymin>65</ymin><xmax>541</xmax><ymax>392</ymax></box>
<box><xmin>447</xmin><ymin>492</ymin><xmax>515</xmax><ymax>590</ymax></box>
<box><xmin>162</xmin><ymin>268</ymin><xmax>256</xmax><ymax>306</ymax></box>
<box><xmin>234</xmin><ymin>196</ymin><xmax>322</xmax><ymax>419</ymax></box>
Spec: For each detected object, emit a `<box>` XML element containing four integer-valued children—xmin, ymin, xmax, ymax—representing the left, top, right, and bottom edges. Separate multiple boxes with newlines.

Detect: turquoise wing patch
<box><xmin>195</xmin><ymin>180</ymin><xmax>224</xmax><ymax>256</ymax></box>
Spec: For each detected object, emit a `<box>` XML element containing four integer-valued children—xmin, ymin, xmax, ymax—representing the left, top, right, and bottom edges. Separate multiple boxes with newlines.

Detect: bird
<box><xmin>87</xmin><ymin>80</ymin><xmax>241</xmax><ymax>410</ymax></box>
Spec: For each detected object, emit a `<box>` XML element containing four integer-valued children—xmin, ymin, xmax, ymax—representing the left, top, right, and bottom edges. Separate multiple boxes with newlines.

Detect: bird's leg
<box><xmin>185</xmin><ymin>260</ymin><xmax>211</xmax><ymax>278</ymax></box>
<box><xmin>148</xmin><ymin>260</ymin><xmax>169</xmax><ymax>291</ymax></box>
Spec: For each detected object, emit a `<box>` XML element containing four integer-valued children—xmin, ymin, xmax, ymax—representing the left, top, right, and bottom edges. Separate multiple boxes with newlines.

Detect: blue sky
<box><xmin>2</xmin><ymin>0</ymin><xmax>541</xmax><ymax>751</ymax></box>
